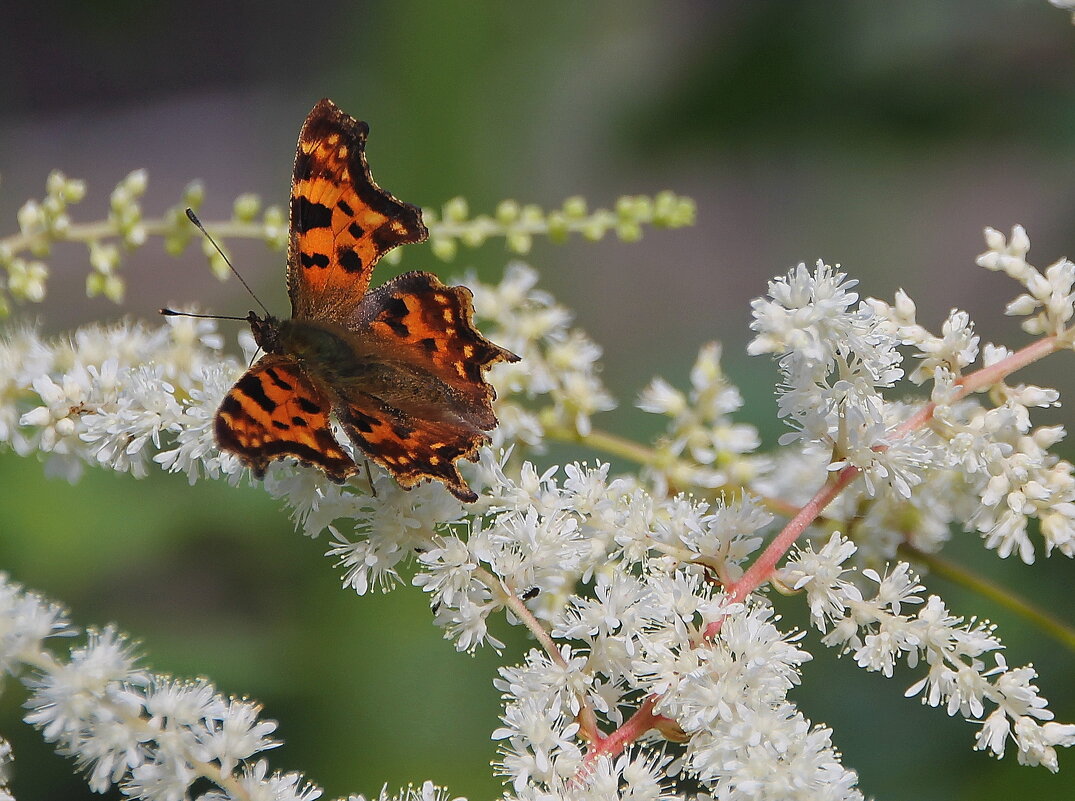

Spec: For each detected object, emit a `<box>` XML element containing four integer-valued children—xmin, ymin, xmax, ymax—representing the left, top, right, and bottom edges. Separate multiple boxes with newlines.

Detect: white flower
<box><xmin>782</xmin><ymin>534</ymin><xmax>860</xmax><ymax>629</ymax></box>
<box><xmin>637</xmin><ymin>377</ymin><xmax>685</xmax><ymax>417</ymax></box>
<box><xmin>494</xmin><ymin>696</ymin><xmax>582</xmax><ymax>791</ymax></box>
<box><xmin>908</xmin><ymin>309</ymin><xmax>979</xmax><ymax>383</ymax></box>
<box><xmin>0</xmin><ymin>574</ymin><xmax>71</xmax><ymax>675</ymax></box>
<box><xmin>638</xmin><ymin>343</ymin><xmax>762</xmax><ymax>493</ymax></box>
<box><xmin>24</xmin><ymin>626</ymin><xmax>146</xmax><ymax>744</ymax></box>
<box><xmin>198</xmin><ymin>699</ymin><xmax>279</xmax><ymax>775</ymax></box>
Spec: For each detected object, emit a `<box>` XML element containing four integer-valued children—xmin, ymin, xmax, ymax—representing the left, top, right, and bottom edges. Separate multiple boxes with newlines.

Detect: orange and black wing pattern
<box><xmin>336</xmin><ymin>393</ymin><xmax>489</xmax><ymax>503</ymax></box>
<box><xmin>356</xmin><ymin>271</ymin><xmax>519</xmax><ymax>424</ymax></box>
<box><xmin>215</xmin><ymin>354</ymin><xmax>357</xmax><ymax>481</ymax></box>
<box><xmin>211</xmin><ymin>99</ymin><xmax>517</xmax><ymax>501</ymax></box>
<box><xmin>287</xmin><ymin>99</ymin><xmax>428</xmax><ymax>322</ymax></box>
<box><xmin>336</xmin><ymin>270</ymin><xmax>519</xmax><ymax>502</ymax></box>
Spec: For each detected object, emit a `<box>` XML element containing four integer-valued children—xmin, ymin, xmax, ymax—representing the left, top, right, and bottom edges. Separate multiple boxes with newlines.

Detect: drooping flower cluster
<box><xmin>783</xmin><ymin>534</ymin><xmax>1075</xmax><ymax>770</ymax></box>
<box><xmin>750</xmin><ymin>242</ymin><xmax>1075</xmax><ymax>565</ymax></box>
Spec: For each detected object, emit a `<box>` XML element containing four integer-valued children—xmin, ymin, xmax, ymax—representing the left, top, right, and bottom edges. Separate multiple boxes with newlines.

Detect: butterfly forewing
<box><xmin>287</xmin><ymin>98</ymin><xmax>428</xmax><ymax>323</ymax></box>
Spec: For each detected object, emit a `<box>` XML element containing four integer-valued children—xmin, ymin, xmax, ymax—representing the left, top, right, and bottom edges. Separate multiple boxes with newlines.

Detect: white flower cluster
<box><xmin>784</xmin><ymin>534</ymin><xmax>1075</xmax><ymax>770</ymax></box>
<box><xmin>3</xmin><ymin>235</ymin><xmax>1075</xmax><ymax>799</ymax></box>
<box><xmin>638</xmin><ymin>342</ymin><xmax>765</xmax><ymax>493</ymax></box>
<box><xmin>0</xmin><ymin>574</ymin><xmax>337</xmax><ymax>801</ymax></box>
<box><xmin>1</xmin><ymin>316</ymin><xmax>235</xmax><ymax>483</ymax></box>
<box><xmin>656</xmin><ymin>604</ymin><xmax>861</xmax><ymax>801</ymax></box>
<box><xmin>492</xmin><ymin>577</ymin><xmax>862</xmax><ymax>801</ymax></box>
<box><xmin>469</xmin><ymin>262</ymin><xmax>615</xmax><ymax>442</ymax></box>
<box><xmin>751</xmin><ymin>233</ymin><xmax>1075</xmax><ymax>564</ymax></box>
<box><xmin>749</xmin><ymin>261</ymin><xmax>925</xmax><ymax>499</ymax></box>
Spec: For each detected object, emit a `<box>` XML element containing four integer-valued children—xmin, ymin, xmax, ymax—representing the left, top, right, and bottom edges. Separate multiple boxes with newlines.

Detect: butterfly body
<box><xmin>212</xmin><ymin>100</ymin><xmax>518</xmax><ymax>502</ymax></box>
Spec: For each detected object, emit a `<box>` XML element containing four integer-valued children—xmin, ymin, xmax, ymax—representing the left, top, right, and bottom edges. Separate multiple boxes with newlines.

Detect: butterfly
<box><xmin>212</xmin><ymin>98</ymin><xmax>518</xmax><ymax>502</ymax></box>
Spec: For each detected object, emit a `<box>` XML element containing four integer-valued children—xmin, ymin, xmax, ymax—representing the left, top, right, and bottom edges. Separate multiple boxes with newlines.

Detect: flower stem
<box><xmin>477</xmin><ymin>565</ymin><xmax>603</xmax><ymax>743</ymax></box>
<box><xmin>709</xmin><ymin>331</ymin><xmax>1069</xmax><ymax>637</ymax></box>
<box><xmin>578</xmin><ymin>696</ymin><xmax>667</xmax><ymax>774</ymax></box>
<box><xmin>544</xmin><ymin>424</ymin><xmax>661</xmax><ymax>466</ymax></box>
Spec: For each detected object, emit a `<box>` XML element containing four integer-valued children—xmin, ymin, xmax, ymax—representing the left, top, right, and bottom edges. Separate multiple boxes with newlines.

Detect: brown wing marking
<box><xmin>337</xmin><ymin>393</ymin><xmax>485</xmax><ymax>503</ymax></box>
<box><xmin>355</xmin><ymin>271</ymin><xmax>519</xmax><ymax>429</ymax></box>
<box><xmin>287</xmin><ymin>99</ymin><xmax>428</xmax><ymax>322</ymax></box>
<box><xmin>215</xmin><ymin>355</ymin><xmax>357</xmax><ymax>482</ymax></box>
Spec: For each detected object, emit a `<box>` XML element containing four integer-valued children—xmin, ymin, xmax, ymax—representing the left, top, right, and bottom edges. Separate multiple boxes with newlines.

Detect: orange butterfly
<box><xmin>211</xmin><ymin>99</ymin><xmax>517</xmax><ymax>502</ymax></box>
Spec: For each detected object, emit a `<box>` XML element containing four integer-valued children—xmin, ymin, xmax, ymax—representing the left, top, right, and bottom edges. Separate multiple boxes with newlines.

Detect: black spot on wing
<box><xmin>294</xmin><ymin>150</ymin><xmax>314</xmax><ymax>181</ymax></box>
<box><xmin>421</xmin><ymin>337</ymin><xmax>438</xmax><ymax>353</ymax></box>
<box><xmin>296</xmin><ymin>396</ymin><xmax>322</xmax><ymax>415</ymax></box>
<box><xmin>337</xmin><ymin>199</ymin><xmax>354</xmax><ymax>216</ymax></box>
<box><xmin>372</xmin><ymin>221</ymin><xmax>414</xmax><ymax>250</ymax></box>
<box><xmin>337</xmin><ymin>247</ymin><xmax>363</xmax><ymax>273</ymax></box>
<box><xmin>237</xmin><ymin>372</ymin><xmax>276</xmax><ymax>413</ymax></box>
<box><xmin>292</xmin><ymin>196</ymin><xmax>333</xmax><ymax>233</ymax></box>
<box><xmin>347</xmin><ymin>410</ymin><xmax>378</xmax><ymax>434</ymax></box>
<box><xmin>347</xmin><ymin>221</ymin><xmax>365</xmax><ymax>238</ymax></box>
<box><xmin>265</xmin><ymin>367</ymin><xmax>294</xmax><ymax>391</ymax></box>
<box><xmin>300</xmin><ymin>251</ymin><xmax>330</xmax><ymax>269</ymax></box>
<box><xmin>379</xmin><ymin>295</ymin><xmax>411</xmax><ymax>338</ymax></box>
<box><xmin>383</xmin><ymin>295</ymin><xmax>408</xmax><ymax>318</ymax></box>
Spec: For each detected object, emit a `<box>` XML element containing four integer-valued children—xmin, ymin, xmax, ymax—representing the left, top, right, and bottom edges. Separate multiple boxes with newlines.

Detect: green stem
<box><xmin>1</xmin><ymin>219</ymin><xmax>279</xmax><ymax>254</ymax></box>
<box><xmin>899</xmin><ymin>544</ymin><xmax>1075</xmax><ymax>653</ymax></box>
<box><xmin>544</xmin><ymin>424</ymin><xmax>661</xmax><ymax>467</ymax></box>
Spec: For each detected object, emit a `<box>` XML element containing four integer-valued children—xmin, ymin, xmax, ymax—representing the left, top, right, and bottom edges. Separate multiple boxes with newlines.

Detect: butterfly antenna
<box><xmin>185</xmin><ymin>208</ymin><xmax>271</xmax><ymax>317</ymax></box>
<box><xmin>159</xmin><ymin>308</ymin><xmax>250</xmax><ymax>320</ymax></box>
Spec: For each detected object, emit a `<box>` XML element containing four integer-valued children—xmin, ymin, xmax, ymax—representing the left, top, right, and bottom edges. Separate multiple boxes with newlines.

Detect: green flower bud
<box><xmin>561</xmin><ymin>196</ymin><xmax>588</xmax><ymax>219</ymax></box>
<box><xmin>233</xmin><ymin>193</ymin><xmax>261</xmax><ymax>222</ymax></box>
<box><xmin>495</xmin><ymin>199</ymin><xmax>521</xmax><ymax>225</ymax></box>
<box><xmin>442</xmin><ymin>196</ymin><xmax>469</xmax><ymax>222</ymax></box>
<box><xmin>546</xmin><ymin>211</ymin><xmax>569</xmax><ymax>244</ymax></box>
<box><xmin>431</xmin><ymin>237</ymin><xmax>458</xmax><ymax>262</ymax></box>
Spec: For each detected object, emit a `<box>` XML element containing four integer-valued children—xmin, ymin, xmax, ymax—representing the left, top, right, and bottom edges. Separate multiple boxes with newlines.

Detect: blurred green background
<box><xmin>1</xmin><ymin>2</ymin><xmax>1074</xmax><ymax>799</ymax></box>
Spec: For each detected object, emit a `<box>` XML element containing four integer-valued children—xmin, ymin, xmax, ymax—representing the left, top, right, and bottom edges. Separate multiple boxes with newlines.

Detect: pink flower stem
<box><xmin>573</xmin><ymin>331</ymin><xmax>1065</xmax><ymax>769</ymax></box>
<box><xmin>577</xmin><ymin>696</ymin><xmax>665</xmax><ymax>773</ymax></box>
<box><xmin>707</xmin><ymin>332</ymin><xmax>1064</xmax><ymax>639</ymax></box>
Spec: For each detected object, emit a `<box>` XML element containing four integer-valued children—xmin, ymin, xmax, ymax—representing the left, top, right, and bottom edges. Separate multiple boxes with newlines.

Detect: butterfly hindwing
<box><xmin>287</xmin><ymin>98</ymin><xmax>428</xmax><ymax>322</ymax></box>
<box><xmin>355</xmin><ymin>271</ymin><xmax>519</xmax><ymax>427</ymax></box>
<box><xmin>336</xmin><ymin>392</ymin><xmax>485</xmax><ymax>503</ymax></box>
<box><xmin>215</xmin><ymin>355</ymin><xmax>357</xmax><ymax>481</ymax></box>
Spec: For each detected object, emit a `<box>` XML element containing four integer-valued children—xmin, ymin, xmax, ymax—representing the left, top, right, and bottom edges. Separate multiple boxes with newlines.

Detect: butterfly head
<box><xmin>247</xmin><ymin>311</ymin><xmax>283</xmax><ymax>354</ymax></box>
